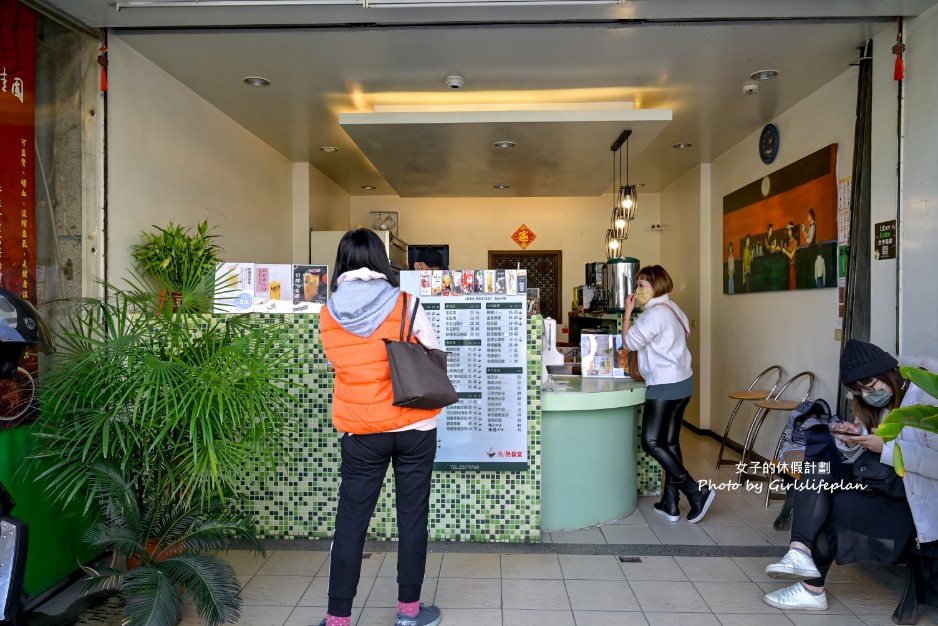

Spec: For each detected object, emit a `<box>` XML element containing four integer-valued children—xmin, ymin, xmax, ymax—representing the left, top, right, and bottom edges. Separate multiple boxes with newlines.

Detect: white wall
<box><xmin>107</xmin><ymin>34</ymin><xmax>293</xmax><ymax>284</ymax></box>
<box><xmin>896</xmin><ymin>5</ymin><xmax>938</xmax><ymax>356</ymax></box>
<box><xmin>351</xmin><ymin>193</ymin><xmax>662</xmax><ymax>339</ymax></box>
<box><xmin>309</xmin><ymin>165</ymin><xmax>351</xmax><ymax>232</ymax></box>
<box><xmin>706</xmin><ymin>70</ymin><xmax>856</xmax><ymax>459</ymax></box>
<box><xmin>660</xmin><ymin>165</ymin><xmax>706</xmax><ymax>426</ymax></box>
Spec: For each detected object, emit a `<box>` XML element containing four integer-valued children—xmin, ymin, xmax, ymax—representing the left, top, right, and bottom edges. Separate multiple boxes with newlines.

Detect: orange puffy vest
<box><xmin>320</xmin><ymin>293</ymin><xmax>442</xmax><ymax>434</ymax></box>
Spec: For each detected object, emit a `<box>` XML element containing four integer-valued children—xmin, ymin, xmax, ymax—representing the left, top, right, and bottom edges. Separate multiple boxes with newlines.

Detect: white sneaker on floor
<box><xmin>765</xmin><ymin>548</ymin><xmax>821</xmax><ymax>580</ymax></box>
<box><xmin>763</xmin><ymin>582</ymin><xmax>828</xmax><ymax>610</ymax></box>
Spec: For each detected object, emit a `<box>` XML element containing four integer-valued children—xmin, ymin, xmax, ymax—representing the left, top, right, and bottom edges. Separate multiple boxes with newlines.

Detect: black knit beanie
<box><xmin>839</xmin><ymin>339</ymin><xmax>898</xmax><ymax>386</ymax></box>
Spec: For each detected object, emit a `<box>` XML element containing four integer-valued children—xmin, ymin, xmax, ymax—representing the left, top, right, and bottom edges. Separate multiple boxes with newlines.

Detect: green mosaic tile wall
<box><xmin>237</xmin><ymin>314</ymin><xmax>660</xmax><ymax>542</ymax></box>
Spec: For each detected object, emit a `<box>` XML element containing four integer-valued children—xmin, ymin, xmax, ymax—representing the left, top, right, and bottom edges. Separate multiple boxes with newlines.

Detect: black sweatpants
<box><xmin>327</xmin><ymin>428</ymin><xmax>437</xmax><ymax>617</ymax></box>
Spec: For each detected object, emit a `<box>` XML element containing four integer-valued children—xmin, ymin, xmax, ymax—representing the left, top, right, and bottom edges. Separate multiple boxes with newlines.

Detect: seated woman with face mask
<box><xmin>763</xmin><ymin>340</ymin><xmax>938</xmax><ymax>612</ymax></box>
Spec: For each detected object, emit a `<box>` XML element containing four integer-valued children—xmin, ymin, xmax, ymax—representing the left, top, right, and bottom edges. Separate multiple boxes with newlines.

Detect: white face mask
<box><xmin>634</xmin><ymin>286</ymin><xmax>655</xmax><ymax>307</ymax></box>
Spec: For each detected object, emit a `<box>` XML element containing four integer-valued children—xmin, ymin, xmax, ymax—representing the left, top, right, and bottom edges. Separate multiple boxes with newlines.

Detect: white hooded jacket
<box><xmin>879</xmin><ymin>355</ymin><xmax>938</xmax><ymax>544</ymax></box>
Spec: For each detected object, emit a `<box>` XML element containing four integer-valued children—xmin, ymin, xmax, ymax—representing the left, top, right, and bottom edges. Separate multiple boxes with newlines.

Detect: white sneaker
<box><xmin>765</xmin><ymin>548</ymin><xmax>821</xmax><ymax>580</ymax></box>
<box><xmin>763</xmin><ymin>582</ymin><xmax>828</xmax><ymax>610</ymax></box>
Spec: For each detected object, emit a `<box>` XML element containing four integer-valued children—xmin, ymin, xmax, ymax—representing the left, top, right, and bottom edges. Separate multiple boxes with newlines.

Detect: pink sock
<box><xmin>398</xmin><ymin>601</ymin><xmax>420</xmax><ymax>617</ymax></box>
<box><xmin>327</xmin><ymin>615</ymin><xmax>351</xmax><ymax>626</ymax></box>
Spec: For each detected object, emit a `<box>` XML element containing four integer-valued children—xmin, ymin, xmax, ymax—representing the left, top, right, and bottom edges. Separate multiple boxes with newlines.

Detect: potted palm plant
<box><xmin>130</xmin><ymin>220</ymin><xmax>223</xmax><ymax>310</ymax></box>
<box><xmin>82</xmin><ymin>463</ymin><xmax>262</xmax><ymax>626</ymax></box>
<box><xmin>29</xmin><ymin>272</ymin><xmax>297</xmax><ymax>625</ymax></box>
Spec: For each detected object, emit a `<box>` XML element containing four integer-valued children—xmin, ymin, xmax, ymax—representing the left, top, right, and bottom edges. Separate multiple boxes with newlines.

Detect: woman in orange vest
<box><xmin>317</xmin><ymin>229</ymin><xmax>443</xmax><ymax>626</ymax></box>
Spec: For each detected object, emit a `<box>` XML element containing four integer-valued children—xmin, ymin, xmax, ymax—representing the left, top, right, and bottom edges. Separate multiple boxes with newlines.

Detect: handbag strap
<box><xmin>655</xmin><ymin>302</ymin><xmax>689</xmax><ymax>339</ymax></box>
<box><xmin>399</xmin><ymin>292</ymin><xmax>420</xmax><ymax>343</ymax></box>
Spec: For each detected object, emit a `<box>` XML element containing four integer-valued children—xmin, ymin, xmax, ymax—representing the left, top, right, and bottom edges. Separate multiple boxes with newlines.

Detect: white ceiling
<box><xmin>35</xmin><ymin>0</ymin><xmax>938</xmax><ymax>197</ymax></box>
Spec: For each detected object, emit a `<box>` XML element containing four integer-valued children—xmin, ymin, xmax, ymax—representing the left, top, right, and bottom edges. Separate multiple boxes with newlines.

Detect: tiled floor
<box><xmin>545</xmin><ymin>428</ymin><xmax>790</xmax><ymax>546</ymax></box>
<box><xmin>31</xmin><ymin>430</ymin><xmax>938</xmax><ymax>626</ymax></box>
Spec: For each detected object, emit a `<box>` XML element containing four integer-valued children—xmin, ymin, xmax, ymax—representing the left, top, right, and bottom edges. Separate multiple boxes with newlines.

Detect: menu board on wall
<box><xmin>401</xmin><ymin>271</ymin><xmax>528</xmax><ymax>471</ymax></box>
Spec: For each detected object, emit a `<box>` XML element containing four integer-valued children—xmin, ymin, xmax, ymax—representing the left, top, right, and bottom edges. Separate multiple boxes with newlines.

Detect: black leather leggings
<box><xmin>641</xmin><ymin>396</ymin><xmax>692</xmax><ymax>479</ymax></box>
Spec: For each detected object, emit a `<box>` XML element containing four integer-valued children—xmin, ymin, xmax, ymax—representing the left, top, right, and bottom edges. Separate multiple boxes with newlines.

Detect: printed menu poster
<box><xmin>291</xmin><ymin>264</ymin><xmax>328</xmax><ymax>313</ymax></box>
<box><xmin>213</xmin><ymin>262</ymin><xmax>255</xmax><ymax>313</ymax></box>
<box><xmin>401</xmin><ymin>271</ymin><xmax>528</xmax><ymax>470</ymax></box>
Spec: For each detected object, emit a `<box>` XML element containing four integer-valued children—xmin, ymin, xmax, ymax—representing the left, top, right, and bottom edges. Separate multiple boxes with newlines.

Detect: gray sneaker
<box><xmin>394</xmin><ymin>604</ymin><xmax>442</xmax><ymax>626</ymax></box>
<box><xmin>766</xmin><ymin>548</ymin><xmax>821</xmax><ymax>580</ymax></box>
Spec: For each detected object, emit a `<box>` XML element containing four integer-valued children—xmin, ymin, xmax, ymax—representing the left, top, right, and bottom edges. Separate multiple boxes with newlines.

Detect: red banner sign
<box><xmin>0</xmin><ymin>0</ymin><xmax>37</xmax><ymax>301</ymax></box>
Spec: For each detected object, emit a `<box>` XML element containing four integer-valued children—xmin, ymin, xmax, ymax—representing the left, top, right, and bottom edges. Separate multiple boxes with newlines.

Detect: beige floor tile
<box><xmin>780</xmin><ymin>615</ymin><xmax>865</xmax><ymax>625</ymax></box>
<box><xmin>609</xmin><ymin>508</ymin><xmax>650</xmax><ymax>524</ymax></box>
<box><xmin>730</xmin><ymin>556</ymin><xmax>782</xmax><ymax>583</ymax></box>
<box><xmin>257</xmin><ymin>550</ymin><xmax>329</xmax><ymax>576</ymax></box>
<box><xmin>363</xmin><ymin>576</ymin><xmax>437</xmax><ymax>607</ymax></box>
<box><xmin>824</xmin><ymin>583</ymin><xmax>902</xmax><ymax>614</ymax></box>
<box><xmin>501</xmin><ymin>553</ymin><xmax>563</xmax><ymax>579</ymax></box>
<box><xmin>297</xmin><ymin>575</ymin><xmax>376</xmax><ymax>607</ymax></box>
<box><xmin>703</xmin><ymin>525</ymin><xmax>773</xmax><ymax>546</ymax></box>
<box><xmin>675</xmin><ymin>557</ymin><xmax>750</xmax><ymax>582</ymax></box>
<box><xmin>733</xmin><ymin>507</ymin><xmax>785</xmax><ymax>527</ymax></box>
<box><xmin>283</xmin><ymin>605</ymin><xmax>362</xmax><ymax>626</ymax></box>
<box><xmin>502</xmin><ymin>578</ymin><xmax>571</xmax><ymax>611</ymax></box>
<box><xmin>356</xmin><ymin>606</ymin><xmax>401</xmax><ymax>625</ymax></box>
<box><xmin>643</xmin><ymin>611</ymin><xmax>721</xmax><ymax>625</ymax></box>
<box><xmin>858</xmin><ymin>613</ymin><xmax>938</xmax><ymax>626</ymax></box>
<box><xmin>357</xmin><ymin>552</ymin><xmax>388</xmax><ymax>579</ymax></box>
<box><xmin>375</xmin><ymin>551</ymin><xmax>444</xmax><ymax>578</ymax></box>
<box><xmin>565</xmin><ymin>579</ymin><xmax>640</xmax><ymax>611</ymax></box>
<box><xmin>215</xmin><ymin>548</ymin><xmax>270</xmax><ymax>579</ymax></box>
<box><xmin>427</xmin><ymin>608</ymin><xmax>503</xmax><ymax>625</ymax></box>
<box><xmin>619</xmin><ymin>556</ymin><xmax>688</xmax><ymax>581</ymax></box>
<box><xmin>434</xmin><ymin>576</ymin><xmax>501</xmax><ymax>609</ymax></box>
<box><xmin>753</xmin><ymin>525</ymin><xmax>795</xmax><ymax>547</ymax></box>
<box><xmin>695</xmin><ymin>581</ymin><xmax>784</xmax><ymax>614</ymax></box>
<box><xmin>715</xmin><ymin>613</ymin><xmax>795</xmax><ymax>626</ymax></box>
<box><xmin>547</xmin><ymin>527</ymin><xmax>607</xmax><ymax>543</ymax></box>
<box><xmin>630</xmin><ymin>580</ymin><xmax>710</xmax><ymax>613</ymax></box>
<box><xmin>223</xmin><ymin>604</ymin><xmax>294</xmax><ymax>626</ymax></box>
<box><xmin>695</xmin><ymin>506</ymin><xmax>749</xmax><ymax>527</ymax></box>
<box><xmin>651</xmin><ymin>524</ymin><xmax>715</xmax><ymax>546</ymax></box>
<box><xmin>503</xmin><ymin>609</ymin><xmax>576</xmax><ymax>625</ymax></box>
<box><xmin>600</xmin><ymin>523</ymin><xmax>662</xmax><ymax>544</ymax></box>
<box><xmin>439</xmin><ymin>552</ymin><xmax>501</xmax><ymax>578</ymax></box>
<box><xmin>821</xmin><ymin>564</ymin><xmax>878</xmax><ymax>584</ymax></box>
<box><xmin>559</xmin><ymin>554</ymin><xmax>627</xmax><ymax>580</ymax></box>
<box><xmin>574</xmin><ymin>610</ymin><xmax>649</xmax><ymax>625</ymax></box>
<box><xmin>241</xmin><ymin>574</ymin><xmax>314</xmax><ymax>606</ymax></box>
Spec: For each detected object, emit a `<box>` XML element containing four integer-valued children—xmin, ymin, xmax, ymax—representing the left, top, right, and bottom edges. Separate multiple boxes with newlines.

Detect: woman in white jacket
<box><xmin>763</xmin><ymin>343</ymin><xmax>938</xmax><ymax>611</ymax></box>
<box><xmin>623</xmin><ymin>265</ymin><xmax>714</xmax><ymax>524</ymax></box>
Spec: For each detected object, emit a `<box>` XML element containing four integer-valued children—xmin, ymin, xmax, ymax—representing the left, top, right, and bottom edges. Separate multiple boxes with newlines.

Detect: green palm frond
<box><xmin>159</xmin><ymin>554</ymin><xmax>242</xmax><ymax>626</ymax></box>
<box><xmin>122</xmin><ymin>565</ymin><xmax>184</xmax><ymax>626</ymax></box>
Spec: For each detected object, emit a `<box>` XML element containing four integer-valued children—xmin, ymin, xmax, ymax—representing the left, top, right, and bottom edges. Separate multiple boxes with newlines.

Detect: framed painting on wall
<box><xmin>722</xmin><ymin>144</ymin><xmax>839</xmax><ymax>294</ymax></box>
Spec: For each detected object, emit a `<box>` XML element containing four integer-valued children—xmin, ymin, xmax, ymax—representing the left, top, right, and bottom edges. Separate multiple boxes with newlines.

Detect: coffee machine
<box><xmin>577</xmin><ymin>262</ymin><xmax>606</xmax><ymax>311</ymax></box>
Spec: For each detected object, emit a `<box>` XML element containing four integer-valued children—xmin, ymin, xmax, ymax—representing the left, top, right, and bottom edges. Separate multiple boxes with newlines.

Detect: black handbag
<box><xmin>383</xmin><ymin>293</ymin><xmax>458</xmax><ymax>410</ymax></box>
<box><xmin>852</xmin><ymin>450</ymin><xmax>906</xmax><ymax>499</ymax></box>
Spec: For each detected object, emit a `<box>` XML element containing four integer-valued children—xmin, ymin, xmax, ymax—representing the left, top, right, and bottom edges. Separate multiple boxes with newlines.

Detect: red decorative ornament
<box><xmin>893</xmin><ymin>18</ymin><xmax>905</xmax><ymax>81</ymax></box>
<box><xmin>511</xmin><ymin>224</ymin><xmax>536</xmax><ymax>250</ymax></box>
<box><xmin>98</xmin><ymin>43</ymin><xmax>108</xmax><ymax>92</ymax></box>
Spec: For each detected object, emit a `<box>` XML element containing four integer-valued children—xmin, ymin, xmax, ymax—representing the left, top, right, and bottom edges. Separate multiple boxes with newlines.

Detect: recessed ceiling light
<box><xmin>319</xmin><ymin>146</ymin><xmax>339</xmax><ymax>153</ymax></box>
<box><xmin>672</xmin><ymin>143</ymin><xmax>693</xmax><ymax>149</ymax></box>
<box><xmin>243</xmin><ymin>76</ymin><xmax>270</xmax><ymax>88</ymax></box>
<box><xmin>361</xmin><ymin>185</ymin><xmax>376</xmax><ymax>190</ymax></box>
<box><xmin>750</xmin><ymin>69</ymin><xmax>779</xmax><ymax>81</ymax></box>
<box><xmin>493</xmin><ymin>141</ymin><xmax>516</xmax><ymax>149</ymax></box>
<box><xmin>493</xmin><ymin>184</ymin><xmax>510</xmax><ymax>189</ymax></box>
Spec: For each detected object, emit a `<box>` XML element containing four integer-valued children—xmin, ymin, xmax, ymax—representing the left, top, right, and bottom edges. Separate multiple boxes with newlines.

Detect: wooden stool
<box><xmin>715</xmin><ymin>365</ymin><xmax>783</xmax><ymax>471</ymax></box>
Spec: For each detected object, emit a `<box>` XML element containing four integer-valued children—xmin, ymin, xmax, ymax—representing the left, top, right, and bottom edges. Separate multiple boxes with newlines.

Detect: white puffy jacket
<box><xmin>879</xmin><ymin>355</ymin><xmax>938</xmax><ymax>545</ymax></box>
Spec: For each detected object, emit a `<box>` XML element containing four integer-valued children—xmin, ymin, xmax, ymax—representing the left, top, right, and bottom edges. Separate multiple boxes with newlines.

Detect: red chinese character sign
<box><xmin>511</xmin><ymin>224</ymin><xmax>536</xmax><ymax>250</ymax></box>
<box><xmin>0</xmin><ymin>0</ymin><xmax>37</xmax><ymax>429</ymax></box>
<box><xmin>0</xmin><ymin>0</ymin><xmax>37</xmax><ymax>300</ymax></box>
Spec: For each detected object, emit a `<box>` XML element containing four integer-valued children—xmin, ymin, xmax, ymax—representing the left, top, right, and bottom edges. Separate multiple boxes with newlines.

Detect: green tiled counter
<box><xmin>238</xmin><ymin>314</ymin><xmax>661</xmax><ymax>543</ymax></box>
<box><xmin>541</xmin><ymin>378</ymin><xmax>646</xmax><ymax>531</ymax></box>
<box><xmin>238</xmin><ymin>314</ymin><xmax>544</xmax><ymax>543</ymax></box>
